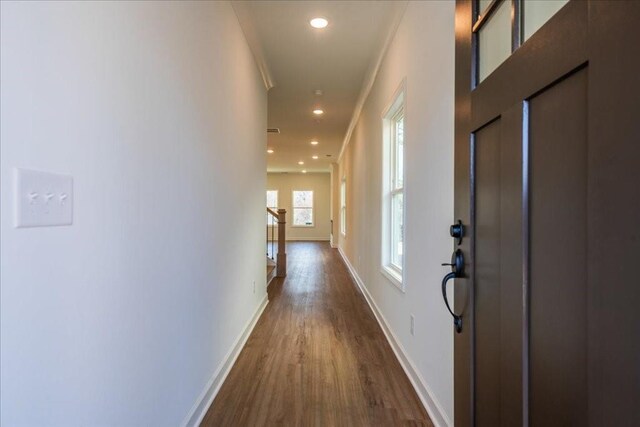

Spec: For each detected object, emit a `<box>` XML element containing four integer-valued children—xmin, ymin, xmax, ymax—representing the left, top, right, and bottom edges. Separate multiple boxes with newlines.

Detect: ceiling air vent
<box><xmin>267</xmin><ymin>128</ymin><xmax>280</xmax><ymax>134</ymax></box>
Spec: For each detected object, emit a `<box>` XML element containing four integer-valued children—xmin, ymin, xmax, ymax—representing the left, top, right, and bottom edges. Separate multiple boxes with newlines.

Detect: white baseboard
<box><xmin>337</xmin><ymin>247</ymin><xmax>451</xmax><ymax>427</ymax></box>
<box><xmin>181</xmin><ymin>294</ymin><xmax>269</xmax><ymax>427</ymax></box>
<box><xmin>285</xmin><ymin>237</ymin><xmax>330</xmax><ymax>242</ymax></box>
<box><xmin>267</xmin><ymin>237</ymin><xmax>330</xmax><ymax>242</ymax></box>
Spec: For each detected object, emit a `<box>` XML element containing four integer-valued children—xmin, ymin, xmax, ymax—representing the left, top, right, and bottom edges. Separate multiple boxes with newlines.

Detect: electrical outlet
<box><xmin>410</xmin><ymin>314</ymin><xmax>415</xmax><ymax>336</ymax></box>
<box><xmin>253</xmin><ymin>280</ymin><xmax>256</xmax><ymax>294</ymax></box>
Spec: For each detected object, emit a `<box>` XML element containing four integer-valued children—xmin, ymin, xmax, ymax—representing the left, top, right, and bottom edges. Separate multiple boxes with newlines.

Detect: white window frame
<box><xmin>266</xmin><ymin>190</ymin><xmax>278</xmax><ymax>210</ymax></box>
<box><xmin>292</xmin><ymin>190</ymin><xmax>315</xmax><ymax>227</ymax></box>
<box><xmin>266</xmin><ymin>190</ymin><xmax>278</xmax><ymax>228</ymax></box>
<box><xmin>340</xmin><ymin>178</ymin><xmax>347</xmax><ymax>236</ymax></box>
<box><xmin>381</xmin><ymin>81</ymin><xmax>406</xmax><ymax>291</ymax></box>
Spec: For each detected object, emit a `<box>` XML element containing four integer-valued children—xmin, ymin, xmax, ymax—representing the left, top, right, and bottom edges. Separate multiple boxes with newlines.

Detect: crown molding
<box><xmin>338</xmin><ymin>1</ymin><xmax>408</xmax><ymax>161</ymax></box>
<box><xmin>232</xmin><ymin>1</ymin><xmax>275</xmax><ymax>91</ymax></box>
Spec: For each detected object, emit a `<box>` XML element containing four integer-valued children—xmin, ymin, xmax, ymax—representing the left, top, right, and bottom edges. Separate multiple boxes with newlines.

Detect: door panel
<box><xmin>588</xmin><ymin>3</ymin><xmax>640</xmax><ymax>424</ymax></box>
<box><xmin>474</xmin><ymin>119</ymin><xmax>502</xmax><ymax>427</ymax></box>
<box><xmin>529</xmin><ymin>68</ymin><xmax>588</xmax><ymax>426</ymax></box>
<box><xmin>497</xmin><ymin>105</ymin><xmax>523</xmax><ymax>427</ymax></box>
<box><xmin>473</xmin><ymin>106</ymin><xmax>523</xmax><ymax>426</ymax></box>
<box><xmin>454</xmin><ymin>1</ymin><xmax>640</xmax><ymax>425</ymax></box>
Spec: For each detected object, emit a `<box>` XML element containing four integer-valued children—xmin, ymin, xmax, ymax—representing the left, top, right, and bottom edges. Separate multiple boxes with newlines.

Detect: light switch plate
<box><xmin>15</xmin><ymin>168</ymin><xmax>73</xmax><ymax>228</ymax></box>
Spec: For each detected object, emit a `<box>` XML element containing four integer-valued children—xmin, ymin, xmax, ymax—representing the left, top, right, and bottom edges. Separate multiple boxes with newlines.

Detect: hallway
<box><xmin>202</xmin><ymin>242</ymin><xmax>432</xmax><ymax>426</ymax></box>
<box><xmin>7</xmin><ymin>1</ymin><xmax>637</xmax><ymax>425</ymax></box>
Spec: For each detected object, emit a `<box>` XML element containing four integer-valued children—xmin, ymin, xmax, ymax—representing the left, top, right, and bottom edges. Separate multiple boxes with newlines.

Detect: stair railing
<box><xmin>266</xmin><ymin>207</ymin><xmax>287</xmax><ymax>277</ymax></box>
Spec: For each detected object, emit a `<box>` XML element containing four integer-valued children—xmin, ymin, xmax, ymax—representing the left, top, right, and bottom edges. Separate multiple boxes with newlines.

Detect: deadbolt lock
<box><xmin>450</xmin><ymin>219</ymin><xmax>464</xmax><ymax>245</ymax></box>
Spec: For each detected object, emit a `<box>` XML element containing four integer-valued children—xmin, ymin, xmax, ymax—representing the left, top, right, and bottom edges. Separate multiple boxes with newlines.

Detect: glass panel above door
<box><xmin>478</xmin><ymin>0</ymin><xmax>512</xmax><ymax>82</ymax></box>
<box><xmin>524</xmin><ymin>0</ymin><xmax>569</xmax><ymax>41</ymax></box>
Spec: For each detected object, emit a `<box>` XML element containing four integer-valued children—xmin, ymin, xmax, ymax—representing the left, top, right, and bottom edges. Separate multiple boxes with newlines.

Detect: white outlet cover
<box><xmin>15</xmin><ymin>168</ymin><xmax>73</xmax><ymax>228</ymax></box>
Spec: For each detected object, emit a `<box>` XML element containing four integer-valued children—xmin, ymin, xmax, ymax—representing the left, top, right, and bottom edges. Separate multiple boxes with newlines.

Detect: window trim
<box><xmin>340</xmin><ymin>177</ymin><xmax>347</xmax><ymax>236</ymax></box>
<box><xmin>291</xmin><ymin>189</ymin><xmax>315</xmax><ymax>228</ymax></box>
<box><xmin>266</xmin><ymin>189</ymin><xmax>279</xmax><ymax>228</ymax></box>
<box><xmin>381</xmin><ymin>80</ymin><xmax>406</xmax><ymax>291</ymax></box>
<box><xmin>266</xmin><ymin>189</ymin><xmax>278</xmax><ymax>210</ymax></box>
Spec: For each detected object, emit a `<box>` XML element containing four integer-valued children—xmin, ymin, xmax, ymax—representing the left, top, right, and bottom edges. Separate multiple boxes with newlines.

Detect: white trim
<box><xmin>286</xmin><ymin>237</ymin><xmax>330</xmax><ymax>242</ymax></box>
<box><xmin>291</xmin><ymin>189</ymin><xmax>315</xmax><ymax>227</ymax></box>
<box><xmin>338</xmin><ymin>2</ymin><xmax>409</xmax><ymax>161</ymax></box>
<box><xmin>268</xmin><ymin>237</ymin><xmax>331</xmax><ymax>242</ymax></box>
<box><xmin>381</xmin><ymin>79</ymin><xmax>407</xmax><ymax>120</ymax></box>
<box><xmin>381</xmin><ymin>266</ymin><xmax>404</xmax><ymax>292</ymax></box>
<box><xmin>340</xmin><ymin>178</ymin><xmax>347</xmax><ymax>236</ymax></box>
<box><xmin>381</xmin><ymin>81</ymin><xmax>407</xmax><ymax>291</ymax></box>
<box><xmin>337</xmin><ymin>247</ymin><xmax>451</xmax><ymax>427</ymax></box>
<box><xmin>181</xmin><ymin>295</ymin><xmax>269</xmax><ymax>427</ymax></box>
<box><xmin>230</xmin><ymin>2</ymin><xmax>274</xmax><ymax>90</ymax></box>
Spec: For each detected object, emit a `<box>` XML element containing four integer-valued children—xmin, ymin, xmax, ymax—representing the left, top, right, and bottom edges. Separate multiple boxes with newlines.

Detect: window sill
<box><xmin>381</xmin><ymin>265</ymin><xmax>404</xmax><ymax>292</ymax></box>
<box><xmin>292</xmin><ymin>224</ymin><xmax>315</xmax><ymax>228</ymax></box>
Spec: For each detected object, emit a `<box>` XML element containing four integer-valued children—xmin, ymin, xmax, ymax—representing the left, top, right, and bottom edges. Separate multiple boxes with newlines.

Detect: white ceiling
<box><xmin>233</xmin><ymin>1</ymin><xmax>407</xmax><ymax>173</ymax></box>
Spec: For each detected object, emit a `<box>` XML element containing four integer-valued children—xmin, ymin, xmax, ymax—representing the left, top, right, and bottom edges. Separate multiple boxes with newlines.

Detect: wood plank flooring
<box><xmin>201</xmin><ymin>241</ymin><xmax>432</xmax><ymax>426</ymax></box>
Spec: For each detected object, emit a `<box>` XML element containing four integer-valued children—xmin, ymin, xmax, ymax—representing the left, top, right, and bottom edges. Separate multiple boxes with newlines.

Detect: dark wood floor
<box><xmin>201</xmin><ymin>241</ymin><xmax>432</xmax><ymax>426</ymax></box>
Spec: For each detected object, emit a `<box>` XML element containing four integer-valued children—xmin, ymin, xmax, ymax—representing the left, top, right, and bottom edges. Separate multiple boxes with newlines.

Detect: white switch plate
<box><xmin>15</xmin><ymin>168</ymin><xmax>73</xmax><ymax>228</ymax></box>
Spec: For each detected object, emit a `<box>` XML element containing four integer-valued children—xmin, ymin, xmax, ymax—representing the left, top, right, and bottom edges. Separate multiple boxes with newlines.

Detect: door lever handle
<box><xmin>443</xmin><ymin>249</ymin><xmax>464</xmax><ymax>276</ymax></box>
<box><xmin>442</xmin><ymin>272</ymin><xmax>463</xmax><ymax>333</ymax></box>
<box><xmin>440</xmin><ymin>249</ymin><xmax>464</xmax><ymax>333</ymax></box>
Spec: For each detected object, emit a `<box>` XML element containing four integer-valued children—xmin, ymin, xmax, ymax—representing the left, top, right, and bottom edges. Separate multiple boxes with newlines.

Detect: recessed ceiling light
<box><xmin>302</xmin><ymin>170</ymin><xmax>307</xmax><ymax>174</ymax></box>
<box><xmin>310</xmin><ymin>140</ymin><xmax>319</xmax><ymax>145</ymax></box>
<box><xmin>313</xmin><ymin>109</ymin><xmax>324</xmax><ymax>115</ymax></box>
<box><xmin>298</xmin><ymin>161</ymin><xmax>304</xmax><ymax>165</ymax></box>
<box><xmin>310</xmin><ymin>17</ymin><xmax>328</xmax><ymax>29</ymax></box>
<box><xmin>312</xmin><ymin>155</ymin><xmax>319</xmax><ymax>160</ymax></box>
<box><xmin>267</xmin><ymin>149</ymin><xmax>274</xmax><ymax>154</ymax></box>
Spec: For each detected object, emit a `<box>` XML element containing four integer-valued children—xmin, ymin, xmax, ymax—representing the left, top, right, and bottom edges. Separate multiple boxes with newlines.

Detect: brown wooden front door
<box><xmin>452</xmin><ymin>1</ymin><xmax>640</xmax><ymax>425</ymax></box>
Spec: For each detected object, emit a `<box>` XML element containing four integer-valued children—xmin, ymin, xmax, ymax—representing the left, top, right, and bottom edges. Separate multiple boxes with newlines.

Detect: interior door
<box><xmin>451</xmin><ymin>1</ymin><xmax>640</xmax><ymax>425</ymax></box>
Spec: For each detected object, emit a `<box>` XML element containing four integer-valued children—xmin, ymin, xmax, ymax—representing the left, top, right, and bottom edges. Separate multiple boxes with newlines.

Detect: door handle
<box><xmin>441</xmin><ymin>249</ymin><xmax>464</xmax><ymax>333</ymax></box>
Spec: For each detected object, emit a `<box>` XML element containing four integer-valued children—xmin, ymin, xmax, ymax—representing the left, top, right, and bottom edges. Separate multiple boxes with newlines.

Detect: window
<box><xmin>474</xmin><ymin>0</ymin><xmax>569</xmax><ymax>84</ymax></box>
<box><xmin>382</xmin><ymin>84</ymin><xmax>405</xmax><ymax>288</ymax></box>
<box><xmin>523</xmin><ymin>0</ymin><xmax>569</xmax><ymax>41</ymax></box>
<box><xmin>266</xmin><ymin>190</ymin><xmax>278</xmax><ymax>210</ymax></box>
<box><xmin>340</xmin><ymin>178</ymin><xmax>346</xmax><ymax>235</ymax></box>
<box><xmin>292</xmin><ymin>190</ymin><xmax>314</xmax><ymax>226</ymax></box>
<box><xmin>266</xmin><ymin>190</ymin><xmax>278</xmax><ymax>226</ymax></box>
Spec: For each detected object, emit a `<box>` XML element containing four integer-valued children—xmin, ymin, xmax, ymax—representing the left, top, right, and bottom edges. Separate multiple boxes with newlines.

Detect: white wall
<box><xmin>0</xmin><ymin>2</ymin><xmax>267</xmax><ymax>426</ymax></box>
<box><xmin>335</xmin><ymin>1</ymin><xmax>455</xmax><ymax>424</ymax></box>
<box><xmin>267</xmin><ymin>172</ymin><xmax>331</xmax><ymax>241</ymax></box>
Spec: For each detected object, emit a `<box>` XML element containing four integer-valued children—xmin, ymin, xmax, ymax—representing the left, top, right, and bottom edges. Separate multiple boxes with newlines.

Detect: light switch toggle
<box><xmin>15</xmin><ymin>168</ymin><xmax>73</xmax><ymax>227</ymax></box>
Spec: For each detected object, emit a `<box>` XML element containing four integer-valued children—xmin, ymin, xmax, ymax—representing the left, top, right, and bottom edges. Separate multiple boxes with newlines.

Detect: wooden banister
<box><xmin>276</xmin><ymin>209</ymin><xmax>286</xmax><ymax>277</ymax></box>
<box><xmin>266</xmin><ymin>208</ymin><xmax>286</xmax><ymax>278</ymax></box>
